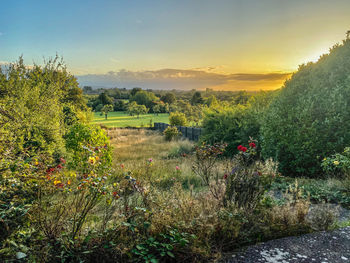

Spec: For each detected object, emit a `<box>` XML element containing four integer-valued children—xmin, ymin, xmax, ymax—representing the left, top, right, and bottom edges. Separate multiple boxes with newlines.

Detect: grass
<box><xmin>107</xmin><ymin>128</ymin><xmax>202</xmax><ymax>189</ymax></box>
<box><xmin>93</xmin><ymin>111</ymin><xmax>169</xmax><ymax>128</ymax></box>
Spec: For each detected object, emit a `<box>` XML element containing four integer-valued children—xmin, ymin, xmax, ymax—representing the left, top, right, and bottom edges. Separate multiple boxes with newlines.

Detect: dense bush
<box><xmin>169</xmin><ymin>111</ymin><xmax>187</xmax><ymax>126</ymax></box>
<box><xmin>262</xmin><ymin>39</ymin><xmax>350</xmax><ymax>177</ymax></box>
<box><xmin>163</xmin><ymin>126</ymin><xmax>181</xmax><ymax>141</ymax></box>
<box><xmin>201</xmin><ymin>91</ymin><xmax>275</xmax><ymax>156</ymax></box>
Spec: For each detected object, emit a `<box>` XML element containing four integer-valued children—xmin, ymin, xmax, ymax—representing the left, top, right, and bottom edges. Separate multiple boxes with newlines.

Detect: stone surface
<box><xmin>223</xmin><ymin>227</ymin><xmax>350</xmax><ymax>263</ymax></box>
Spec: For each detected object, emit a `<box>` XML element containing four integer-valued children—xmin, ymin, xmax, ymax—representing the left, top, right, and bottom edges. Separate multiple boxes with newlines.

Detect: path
<box><xmin>223</xmin><ymin>227</ymin><xmax>350</xmax><ymax>263</ymax></box>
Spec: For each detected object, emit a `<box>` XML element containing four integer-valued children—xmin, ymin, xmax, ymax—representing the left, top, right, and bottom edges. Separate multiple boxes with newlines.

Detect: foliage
<box><xmin>64</xmin><ymin>123</ymin><xmax>112</xmax><ymax>171</ymax></box>
<box><xmin>306</xmin><ymin>203</ymin><xmax>339</xmax><ymax>231</ymax></box>
<box><xmin>169</xmin><ymin>112</ymin><xmax>187</xmax><ymax>126</ymax></box>
<box><xmin>163</xmin><ymin>126</ymin><xmax>181</xmax><ymax>142</ymax></box>
<box><xmin>321</xmin><ymin>147</ymin><xmax>350</xmax><ymax>177</ymax></box>
<box><xmin>224</xmin><ymin>140</ymin><xmax>278</xmax><ymax>210</ymax></box>
<box><xmin>262</xmin><ymin>39</ymin><xmax>350</xmax><ymax>177</ymax></box>
<box><xmin>201</xmin><ymin>91</ymin><xmax>276</xmax><ymax>155</ymax></box>
<box><xmin>192</xmin><ymin>143</ymin><xmax>226</xmax><ymax>185</ymax></box>
<box><xmin>160</xmin><ymin>92</ymin><xmax>176</xmax><ymax>104</ymax></box>
<box><xmin>127</xmin><ymin>101</ymin><xmax>149</xmax><ymax>118</ymax></box>
<box><xmin>130</xmin><ymin>90</ymin><xmax>158</xmax><ymax>109</ymax></box>
<box><xmin>101</xmin><ymin>104</ymin><xmax>114</xmax><ymax>119</ymax></box>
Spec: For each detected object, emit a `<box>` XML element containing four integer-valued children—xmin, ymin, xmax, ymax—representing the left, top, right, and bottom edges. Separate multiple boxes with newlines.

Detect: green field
<box><xmin>93</xmin><ymin>111</ymin><xmax>169</xmax><ymax>127</ymax></box>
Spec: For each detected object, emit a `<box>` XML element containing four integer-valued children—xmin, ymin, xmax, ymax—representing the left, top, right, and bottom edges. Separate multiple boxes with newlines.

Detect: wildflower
<box><xmin>237</xmin><ymin>145</ymin><xmax>243</xmax><ymax>150</ymax></box>
<box><xmin>223</xmin><ymin>174</ymin><xmax>228</xmax><ymax>179</ymax></box>
<box><xmin>57</xmin><ymin>164</ymin><xmax>63</xmax><ymax>169</ymax></box>
<box><xmin>120</xmin><ymin>164</ymin><xmax>125</xmax><ymax>169</ymax></box>
<box><xmin>60</xmin><ymin>157</ymin><xmax>66</xmax><ymax>164</ymax></box>
<box><xmin>34</xmin><ymin>160</ymin><xmax>39</xmax><ymax>166</ymax></box>
<box><xmin>67</xmin><ymin>180</ymin><xmax>71</xmax><ymax>185</ymax></box>
<box><xmin>323</xmin><ymin>157</ymin><xmax>327</xmax><ymax>161</ymax></box>
<box><xmin>113</xmin><ymin>182</ymin><xmax>118</xmax><ymax>187</ymax></box>
<box><xmin>88</xmin><ymin>157</ymin><xmax>96</xmax><ymax>165</ymax></box>
<box><xmin>54</xmin><ymin>180</ymin><xmax>62</xmax><ymax>185</ymax></box>
<box><xmin>176</xmin><ymin>166</ymin><xmax>180</xmax><ymax>170</ymax></box>
<box><xmin>95</xmin><ymin>156</ymin><xmax>100</xmax><ymax>161</ymax></box>
<box><xmin>333</xmin><ymin>160</ymin><xmax>340</xmax><ymax>166</ymax></box>
<box><xmin>249</xmin><ymin>142</ymin><xmax>256</xmax><ymax>148</ymax></box>
<box><xmin>241</xmin><ymin>147</ymin><xmax>247</xmax><ymax>152</ymax></box>
<box><xmin>113</xmin><ymin>191</ymin><xmax>118</xmax><ymax>197</ymax></box>
<box><xmin>148</xmin><ymin>158</ymin><xmax>153</xmax><ymax>163</ymax></box>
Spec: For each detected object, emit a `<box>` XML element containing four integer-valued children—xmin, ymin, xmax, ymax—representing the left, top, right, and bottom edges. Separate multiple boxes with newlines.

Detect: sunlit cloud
<box><xmin>77</xmin><ymin>68</ymin><xmax>292</xmax><ymax>91</ymax></box>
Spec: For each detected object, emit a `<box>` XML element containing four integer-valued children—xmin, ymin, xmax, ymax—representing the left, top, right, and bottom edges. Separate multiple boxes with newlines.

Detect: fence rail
<box><xmin>154</xmin><ymin>122</ymin><xmax>203</xmax><ymax>141</ymax></box>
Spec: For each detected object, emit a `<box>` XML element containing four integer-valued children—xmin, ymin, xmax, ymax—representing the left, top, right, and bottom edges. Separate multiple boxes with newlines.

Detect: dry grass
<box><xmin>107</xmin><ymin>128</ymin><xmax>197</xmax><ymax>185</ymax></box>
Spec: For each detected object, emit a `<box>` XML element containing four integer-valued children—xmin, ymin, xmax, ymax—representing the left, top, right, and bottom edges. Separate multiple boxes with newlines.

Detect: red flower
<box><xmin>223</xmin><ymin>174</ymin><xmax>228</xmax><ymax>179</ymax></box>
<box><xmin>60</xmin><ymin>158</ymin><xmax>66</xmax><ymax>164</ymax></box>
<box><xmin>249</xmin><ymin>142</ymin><xmax>256</xmax><ymax>148</ymax></box>
<box><xmin>237</xmin><ymin>145</ymin><xmax>243</xmax><ymax>150</ymax></box>
<box><xmin>57</xmin><ymin>164</ymin><xmax>63</xmax><ymax>169</ymax></box>
<box><xmin>113</xmin><ymin>191</ymin><xmax>118</xmax><ymax>197</ymax></box>
<box><xmin>241</xmin><ymin>147</ymin><xmax>247</xmax><ymax>152</ymax></box>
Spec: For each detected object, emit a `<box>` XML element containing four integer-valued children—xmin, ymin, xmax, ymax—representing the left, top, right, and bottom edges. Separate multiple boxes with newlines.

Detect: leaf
<box><xmin>16</xmin><ymin>252</ymin><xmax>27</xmax><ymax>259</ymax></box>
<box><xmin>167</xmin><ymin>251</ymin><xmax>175</xmax><ymax>258</ymax></box>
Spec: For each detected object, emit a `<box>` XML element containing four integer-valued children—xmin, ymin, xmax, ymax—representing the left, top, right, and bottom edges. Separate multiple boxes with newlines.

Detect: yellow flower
<box><xmin>323</xmin><ymin>158</ymin><xmax>327</xmax><ymax>161</ymax></box>
<box><xmin>95</xmin><ymin>156</ymin><xmax>99</xmax><ymax>161</ymax></box>
<box><xmin>333</xmin><ymin>160</ymin><xmax>340</xmax><ymax>166</ymax></box>
<box><xmin>67</xmin><ymin>180</ymin><xmax>71</xmax><ymax>185</ymax></box>
<box><xmin>88</xmin><ymin>157</ymin><xmax>96</xmax><ymax>165</ymax></box>
<box><xmin>54</xmin><ymin>180</ymin><xmax>62</xmax><ymax>185</ymax></box>
<box><xmin>34</xmin><ymin>160</ymin><xmax>39</xmax><ymax>166</ymax></box>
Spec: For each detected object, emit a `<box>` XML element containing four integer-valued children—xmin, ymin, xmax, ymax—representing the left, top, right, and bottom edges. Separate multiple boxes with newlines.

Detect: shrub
<box><xmin>64</xmin><ymin>123</ymin><xmax>112</xmax><ymax>171</ymax></box>
<box><xmin>262</xmin><ymin>39</ymin><xmax>350</xmax><ymax>177</ymax></box>
<box><xmin>224</xmin><ymin>140</ymin><xmax>277</xmax><ymax>210</ymax></box>
<box><xmin>169</xmin><ymin>112</ymin><xmax>187</xmax><ymax>126</ymax></box>
<box><xmin>192</xmin><ymin>143</ymin><xmax>226</xmax><ymax>186</ymax></box>
<box><xmin>306</xmin><ymin>203</ymin><xmax>339</xmax><ymax>231</ymax></box>
<box><xmin>321</xmin><ymin>147</ymin><xmax>350</xmax><ymax>177</ymax></box>
<box><xmin>163</xmin><ymin>126</ymin><xmax>181</xmax><ymax>142</ymax></box>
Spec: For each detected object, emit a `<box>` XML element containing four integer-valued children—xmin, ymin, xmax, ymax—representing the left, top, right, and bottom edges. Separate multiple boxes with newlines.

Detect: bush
<box><xmin>64</xmin><ymin>123</ymin><xmax>112</xmax><ymax>171</ymax></box>
<box><xmin>169</xmin><ymin>112</ymin><xmax>187</xmax><ymax>126</ymax></box>
<box><xmin>224</xmin><ymin>140</ymin><xmax>277</xmax><ymax>210</ymax></box>
<box><xmin>262</xmin><ymin>39</ymin><xmax>350</xmax><ymax>177</ymax></box>
<box><xmin>201</xmin><ymin>91</ymin><xmax>275</xmax><ymax>156</ymax></box>
<box><xmin>163</xmin><ymin>126</ymin><xmax>181</xmax><ymax>141</ymax></box>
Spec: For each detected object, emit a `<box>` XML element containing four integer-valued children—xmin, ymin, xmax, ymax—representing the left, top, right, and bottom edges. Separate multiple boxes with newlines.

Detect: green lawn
<box><xmin>93</xmin><ymin>111</ymin><xmax>169</xmax><ymax>127</ymax></box>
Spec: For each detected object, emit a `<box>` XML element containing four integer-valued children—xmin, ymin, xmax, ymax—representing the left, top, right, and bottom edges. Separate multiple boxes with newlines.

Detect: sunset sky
<box><xmin>1</xmin><ymin>0</ymin><xmax>349</xmax><ymax>90</ymax></box>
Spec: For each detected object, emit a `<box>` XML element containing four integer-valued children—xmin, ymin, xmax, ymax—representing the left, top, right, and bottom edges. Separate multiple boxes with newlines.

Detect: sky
<box><xmin>0</xmin><ymin>0</ymin><xmax>349</xmax><ymax>90</ymax></box>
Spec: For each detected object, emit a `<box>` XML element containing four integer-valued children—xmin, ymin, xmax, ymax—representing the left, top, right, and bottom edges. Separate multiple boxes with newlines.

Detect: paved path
<box><xmin>223</xmin><ymin>227</ymin><xmax>350</xmax><ymax>263</ymax></box>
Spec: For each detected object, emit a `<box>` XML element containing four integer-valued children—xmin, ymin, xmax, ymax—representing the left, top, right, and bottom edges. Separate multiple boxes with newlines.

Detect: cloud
<box><xmin>77</xmin><ymin>68</ymin><xmax>292</xmax><ymax>91</ymax></box>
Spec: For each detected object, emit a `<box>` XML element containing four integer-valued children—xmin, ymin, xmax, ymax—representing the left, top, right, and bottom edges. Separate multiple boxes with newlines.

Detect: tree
<box><xmin>127</xmin><ymin>101</ymin><xmax>148</xmax><ymax>118</ymax></box>
<box><xmin>262</xmin><ymin>38</ymin><xmax>350</xmax><ymax>177</ymax></box>
<box><xmin>130</xmin><ymin>87</ymin><xmax>142</xmax><ymax>96</ymax></box>
<box><xmin>134</xmin><ymin>104</ymin><xmax>148</xmax><ymax>118</ymax></box>
<box><xmin>190</xmin><ymin>91</ymin><xmax>204</xmax><ymax>105</ymax></box>
<box><xmin>169</xmin><ymin>112</ymin><xmax>187</xmax><ymax>126</ymax></box>
<box><xmin>98</xmin><ymin>92</ymin><xmax>114</xmax><ymax>105</ymax></box>
<box><xmin>152</xmin><ymin>104</ymin><xmax>161</xmax><ymax>116</ymax></box>
<box><xmin>83</xmin><ymin>86</ymin><xmax>92</xmax><ymax>93</ymax></box>
<box><xmin>130</xmin><ymin>90</ymin><xmax>158</xmax><ymax>109</ymax></box>
<box><xmin>160</xmin><ymin>92</ymin><xmax>176</xmax><ymax>104</ymax></box>
<box><xmin>101</xmin><ymin>104</ymin><xmax>114</xmax><ymax>120</ymax></box>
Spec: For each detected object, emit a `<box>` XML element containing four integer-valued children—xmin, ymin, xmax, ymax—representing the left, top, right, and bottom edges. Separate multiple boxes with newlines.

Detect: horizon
<box><xmin>1</xmin><ymin>0</ymin><xmax>349</xmax><ymax>91</ymax></box>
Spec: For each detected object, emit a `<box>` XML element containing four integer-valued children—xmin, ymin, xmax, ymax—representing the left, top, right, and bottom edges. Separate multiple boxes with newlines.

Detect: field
<box><xmin>92</xmin><ymin>111</ymin><xmax>169</xmax><ymax>127</ymax></box>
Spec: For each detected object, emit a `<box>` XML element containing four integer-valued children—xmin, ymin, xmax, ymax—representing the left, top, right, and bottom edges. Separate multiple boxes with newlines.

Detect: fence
<box><xmin>154</xmin><ymin>122</ymin><xmax>203</xmax><ymax>141</ymax></box>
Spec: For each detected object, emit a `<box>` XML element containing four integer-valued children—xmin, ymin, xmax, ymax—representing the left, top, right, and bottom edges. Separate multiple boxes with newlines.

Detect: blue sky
<box><xmin>1</xmin><ymin>0</ymin><xmax>349</xmax><ymax>90</ymax></box>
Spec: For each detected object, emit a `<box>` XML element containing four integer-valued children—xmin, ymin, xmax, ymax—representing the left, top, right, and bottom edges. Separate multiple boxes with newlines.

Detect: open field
<box><xmin>93</xmin><ymin>111</ymin><xmax>169</xmax><ymax>127</ymax></box>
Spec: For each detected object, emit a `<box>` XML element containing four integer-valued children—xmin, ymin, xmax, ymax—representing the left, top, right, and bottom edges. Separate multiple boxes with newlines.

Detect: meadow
<box><xmin>93</xmin><ymin>111</ymin><xmax>169</xmax><ymax>127</ymax></box>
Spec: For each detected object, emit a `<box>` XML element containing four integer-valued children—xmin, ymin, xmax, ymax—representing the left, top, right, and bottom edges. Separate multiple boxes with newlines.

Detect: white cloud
<box><xmin>77</xmin><ymin>68</ymin><xmax>291</xmax><ymax>91</ymax></box>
